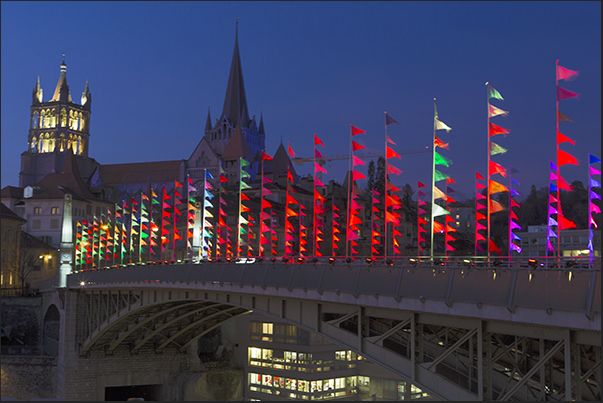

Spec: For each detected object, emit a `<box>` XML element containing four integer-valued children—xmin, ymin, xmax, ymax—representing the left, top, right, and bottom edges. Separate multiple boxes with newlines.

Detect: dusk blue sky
<box><xmin>2</xmin><ymin>1</ymin><xmax>600</xmax><ymax>200</ymax></box>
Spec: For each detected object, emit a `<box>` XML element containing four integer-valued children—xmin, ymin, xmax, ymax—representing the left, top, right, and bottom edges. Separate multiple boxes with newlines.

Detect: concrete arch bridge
<box><xmin>57</xmin><ymin>260</ymin><xmax>600</xmax><ymax>401</ymax></box>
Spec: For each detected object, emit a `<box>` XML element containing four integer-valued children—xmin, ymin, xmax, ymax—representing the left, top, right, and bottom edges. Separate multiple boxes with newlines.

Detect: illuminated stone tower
<box><xmin>19</xmin><ymin>56</ymin><xmax>97</xmax><ymax>188</ymax></box>
<box><xmin>205</xmin><ymin>23</ymin><xmax>265</xmax><ymax>158</ymax></box>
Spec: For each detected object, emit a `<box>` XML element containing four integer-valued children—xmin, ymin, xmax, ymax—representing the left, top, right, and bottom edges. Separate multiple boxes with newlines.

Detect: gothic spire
<box><xmin>258</xmin><ymin>112</ymin><xmax>265</xmax><ymax>136</ymax></box>
<box><xmin>205</xmin><ymin>107</ymin><xmax>213</xmax><ymax>132</ymax></box>
<box><xmin>218</xmin><ymin>22</ymin><xmax>250</xmax><ymax>129</ymax></box>
<box><xmin>50</xmin><ymin>54</ymin><xmax>72</xmax><ymax>103</ymax></box>
<box><xmin>32</xmin><ymin>76</ymin><xmax>43</xmax><ymax>104</ymax></box>
<box><xmin>81</xmin><ymin>80</ymin><xmax>91</xmax><ymax>110</ymax></box>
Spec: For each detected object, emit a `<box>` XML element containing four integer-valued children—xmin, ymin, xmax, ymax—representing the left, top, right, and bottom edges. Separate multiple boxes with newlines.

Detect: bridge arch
<box><xmin>42</xmin><ymin>303</ymin><xmax>60</xmax><ymax>356</ymax></box>
<box><xmin>70</xmin><ymin>262</ymin><xmax>601</xmax><ymax>401</ymax></box>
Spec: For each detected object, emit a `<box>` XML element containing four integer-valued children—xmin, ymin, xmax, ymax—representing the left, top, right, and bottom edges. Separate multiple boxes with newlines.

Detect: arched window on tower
<box><xmin>49</xmin><ymin>110</ymin><xmax>56</xmax><ymax>128</ymax></box>
<box><xmin>60</xmin><ymin>109</ymin><xmax>67</xmax><ymax>127</ymax></box>
<box><xmin>32</xmin><ymin>112</ymin><xmax>39</xmax><ymax>129</ymax></box>
<box><xmin>31</xmin><ymin>137</ymin><xmax>37</xmax><ymax>152</ymax></box>
<box><xmin>77</xmin><ymin>113</ymin><xmax>82</xmax><ymax>131</ymax></box>
<box><xmin>58</xmin><ymin>134</ymin><xmax>65</xmax><ymax>152</ymax></box>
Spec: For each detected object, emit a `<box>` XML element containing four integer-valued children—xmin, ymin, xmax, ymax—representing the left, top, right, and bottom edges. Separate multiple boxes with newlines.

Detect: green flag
<box><xmin>434</xmin><ymin>169</ymin><xmax>450</xmax><ymax>182</ymax></box>
<box><xmin>557</xmin><ymin>111</ymin><xmax>574</xmax><ymax>122</ymax></box>
<box><xmin>488</xmin><ymin>86</ymin><xmax>504</xmax><ymax>101</ymax></box>
<box><xmin>240</xmin><ymin>181</ymin><xmax>251</xmax><ymax>190</ymax></box>
<box><xmin>490</xmin><ymin>141</ymin><xmax>508</xmax><ymax>156</ymax></box>
<box><xmin>434</xmin><ymin>151</ymin><xmax>453</xmax><ymax>167</ymax></box>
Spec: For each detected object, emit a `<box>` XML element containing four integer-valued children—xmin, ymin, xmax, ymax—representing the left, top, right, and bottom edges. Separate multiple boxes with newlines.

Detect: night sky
<box><xmin>2</xmin><ymin>1</ymin><xmax>600</xmax><ymax>200</ymax></box>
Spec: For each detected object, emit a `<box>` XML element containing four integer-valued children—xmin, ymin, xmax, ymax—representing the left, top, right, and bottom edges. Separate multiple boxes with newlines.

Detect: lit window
<box><xmin>51</xmin><ymin>206</ymin><xmax>60</xmax><ymax>215</ymax></box>
<box><xmin>262</xmin><ymin>323</ymin><xmax>273</xmax><ymax>334</ymax></box>
<box><xmin>33</xmin><ymin>207</ymin><xmax>42</xmax><ymax>215</ymax></box>
<box><xmin>249</xmin><ymin>347</ymin><xmax>261</xmax><ymax>359</ymax></box>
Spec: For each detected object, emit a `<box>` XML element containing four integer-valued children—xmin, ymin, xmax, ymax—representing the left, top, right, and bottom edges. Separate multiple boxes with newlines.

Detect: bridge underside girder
<box><xmin>76</xmin><ymin>287</ymin><xmax>600</xmax><ymax>401</ymax></box>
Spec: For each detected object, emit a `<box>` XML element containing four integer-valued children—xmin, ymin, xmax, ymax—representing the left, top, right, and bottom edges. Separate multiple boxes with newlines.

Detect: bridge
<box><xmin>50</xmin><ymin>258</ymin><xmax>601</xmax><ymax>401</ymax></box>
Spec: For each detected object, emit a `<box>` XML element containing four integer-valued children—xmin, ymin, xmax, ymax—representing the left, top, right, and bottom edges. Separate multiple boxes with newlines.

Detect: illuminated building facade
<box><xmin>19</xmin><ymin>56</ymin><xmax>97</xmax><ymax>189</ymax></box>
<box><xmin>226</xmin><ymin>313</ymin><xmax>435</xmax><ymax>401</ymax></box>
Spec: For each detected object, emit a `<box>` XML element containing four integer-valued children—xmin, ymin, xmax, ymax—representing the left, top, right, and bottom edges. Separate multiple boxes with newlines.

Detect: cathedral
<box><xmin>2</xmin><ymin>24</ymin><xmax>299</xmax><ymax>254</ymax></box>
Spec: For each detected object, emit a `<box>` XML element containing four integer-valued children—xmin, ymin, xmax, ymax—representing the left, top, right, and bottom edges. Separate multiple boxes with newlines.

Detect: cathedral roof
<box><xmin>30</xmin><ymin>152</ymin><xmax>97</xmax><ymax>201</ymax></box>
<box><xmin>50</xmin><ymin>56</ymin><xmax>73</xmax><ymax>103</ymax></box>
<box><xmin>218</xmin><ymin>23</ymin><xmax>250</xmax><ymax>129</ymax></box>
<box><xmin>222</xmin><ymin>125</ymin><xmax>254</xmax><ymax>161</ymax></box>
<box><xmin>99</xmin><ymin>160</ymin><xmax>182</xmax><ymax>185</ymax></box>
<box><xmin>269</xmin><ymin>143</ymin><xmax>297</xmax><ymax>178</ymax></box>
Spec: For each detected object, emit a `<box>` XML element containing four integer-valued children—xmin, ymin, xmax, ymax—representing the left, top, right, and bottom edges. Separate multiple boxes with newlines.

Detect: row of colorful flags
<box><xmin>73</xmin><ymin>62</ymin><xmax>599</xmax><ymax>268</ymax></box>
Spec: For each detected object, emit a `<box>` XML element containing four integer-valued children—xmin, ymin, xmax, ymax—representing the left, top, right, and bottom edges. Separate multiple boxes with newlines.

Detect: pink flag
<box><xmin>353</xmin><ymin>155</ymin><xmax>365</xmax><ymax>166</ymax></box>
<box><xmin>557</xmin><ymin>64</ymin><xmax>579</xmax><ymax>81</ymax></box>
<box><xmin>387</xmin><ymin>164</ymin><xmax>402</xmax><ymax>175</ymax></box>
<box><xmin>385</xmin><ymin>134</ymin><xmax>396</xmax><ymax>145</ymax></box>
<box><xmin>315</xmin><ymin>162</ymin><xmax>327</xmax><ymax>173</ymax></box>
<box><xmin>557</xmin><ymin>86</ymin><xmax>579</xmax><ymax>101</ymax></box>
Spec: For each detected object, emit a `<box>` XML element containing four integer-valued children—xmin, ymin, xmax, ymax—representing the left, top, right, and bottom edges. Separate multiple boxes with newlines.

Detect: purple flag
<box><xmin>557</xmin><ymin>86</ymin><xmax>579</xmax><ymax>101</ymax></box>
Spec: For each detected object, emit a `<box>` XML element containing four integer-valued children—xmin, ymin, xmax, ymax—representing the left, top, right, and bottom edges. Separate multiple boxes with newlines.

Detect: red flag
<box><xmin>288</xmin><ymin>142</ymin><xmax>296</xmax><ymax>158</ymax></box>
<box><xmin>351</xmin><ymin>125</ymin><xmax>365</xmax><ymax>136</ymax></box>
<box><xmin>476</xmin><ymin>171</ymin><xmax>484</xmax><ymax>180</ymax></box>
<box><xmin>387</xmin><ymin>164</ymin><xmax>402</xmax><ymax>175</ymax></box>
<box><xmin>490</xmin><ymin>199</ymin><xmax>505</xmax><ymax>213</ymax></box>
<box><xmin>175</xmin><ymin>180</ymin><xmax>183</xmax><ymax>187</ymax></box>
<box><xmin>558</xmin><ymin>149</ymin><xmax>579</xmax><ymax>166</ymax></box>
<box><xmin>446</xmin><ymin>177</ymin><xmax>456</xmax><ymax>184</ymax></box>
<box><xmin>557</xmin><ymin>64</ymin><xmax>579</xmax><ymax>81</ymax></box>
<box><xmin>314</xmin><ymin>135</ymin><xmax>324</xmax><ymax>146</ymax></box>
<box><xmin>418</xmin><ymin>181</ymin><xmax>425</xmax><ymax>188</ymax></box>
<box><xmin>489</xmin><ymin>122</ymin><xmax>510</xmax><ymax>136</ymax></box>
<box><xmin>352</xmin><ymin>141</ymin><xmax>366</xmax><ymax>151</ymax></box>
<box><xmin>557</xmin><ymin>131</ymin><xmax>575</xmax><ymax>145</ymax></box>
<box><xmin>489</xmin><ymin>239</ymin><xmax>502</xmax><ymax>255</ymax></box>
<box><xmin>557</xmin><ymin>86</ymin><xmax>579</xmax><ymax>101</ymax></box>
<box><xmin>262</xmin><ymin>150</ymin><xmax>273</xmax><ymax>160</ymax></box>
<box><xmin>434</xmin><ymin>135</ymin><xmax>449</xmax><ymax>150</ymax></box>
<box><xmin>433</xmin><ymin>221</ymin><xmax>445</xmax><ymax>233</ymax></box>
<box><xmin>557</xmin><ymin>175</ymin><xmax>573</xmax><ymax>191</ymax></box>
<box><xmin>490</xmin><ymin>160</ymin><xmax>507</xmax><ymax>177</ymax></box>
<box><xmin>352</xmin><ymin>170</ymin><xmax>366</xmax><ymax>181</ymax></box>
<box><xmin>386</xmin><ymin>146</ymin><xmax>400</xmax><ymax>159</ymax></box>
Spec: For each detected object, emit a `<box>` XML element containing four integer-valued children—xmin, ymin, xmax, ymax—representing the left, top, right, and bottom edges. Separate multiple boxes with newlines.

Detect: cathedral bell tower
<box><xmin>20</xmin><ymin>56</ymin><xmax>95</xmax><ymax>187</ymax></box>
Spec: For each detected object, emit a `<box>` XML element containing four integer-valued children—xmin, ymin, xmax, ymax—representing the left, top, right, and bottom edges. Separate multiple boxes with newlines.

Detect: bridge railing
<box><xmin>69</xmin><ymin>258</ymin><xmax>601</xmax><ymax>320</ymax></box>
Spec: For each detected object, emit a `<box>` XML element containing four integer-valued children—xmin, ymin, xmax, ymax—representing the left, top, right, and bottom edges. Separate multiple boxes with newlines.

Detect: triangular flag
<box><xmin>432</xmin><ymin>203</ymin><xmax>450</xmax><ymax>217</ymax></box>
<box><xmin>435</xmin><ymin>118</ymin><xmax>452</xmax><ymax>132</ymax></box>
<box><xmin>488</xmin><ymin>86</ymin><xmax>504</xmax><ymax>100</ymax></box>
<box><xmin>352</xmin><ymin>140</ymin><xmax>366</xmax><ymax>151</ymax></box>
<box><xmin>314</xmin><ymin>134</ymin><xmax>324</xmax><ymax>146</ymax></box>
<box><xmin>490</xmin><ymin>142</ymin><xmax>508</xmax><ymax>156</ymax></box>
<box><xmin>490</xmin><ymin>199</ymin><xmax>506</xmax><ymax>213</ymax></box>
<box><xmin>434</xmin><ymin>135</ymin><xmax>449</xmax><ymax>149</ymax></box>
<box><xmin>557</xmin><ymin>131</ymin><xmax>575</xmax><ymax>145</ymax></box>
<box><xmin>353</xmin><ymin>154</ymin><xmax>364</xmax><ymax>166</ymax></box>
<box><xmin>488</xmin><ymin>104</ymin><xmax>509</xmax><ymax>118</ymax></box>
<box><xmin>557</xmin><ymin>86</ymin><xmax>579</xmax><ymax>101</ymax></box>
<box><xmin>385</xmin><ymin>113</ymin><xmax>399</xmax><ymax>126</ymax></box>
<box><xmin>386</xmin><ymin>146</ymin><xmax>400</xmax><ymax>159</ymax></box>
<box><xmin>351</xmin><ymin>125</ymin><xmax>365</xmax><ymax>136</ymax></box>
<box><xmin>489</xmin><ymin>239</ymin><xmax>502</xmax><ymax>255</ymax></box>
<box><xmin>489</xmin><ymin>122</ymin><xmax>509</xmax><ymax>136</ymax></box>
<box><xmin>557</xmin><ymin>111</ymin><xmax>574</xmax><ymax>122</ymax></box>
<box><xmin>558</xmin><ymin>149</ymin><xmax>579</xmax><ymax>166</ymax></box>
<box><xmin>489</xmin><ymin>180</ymin><xmax>508</xmax><ymax>194</ymax></box>
<box><xmin>288</xmin><ymin>142</ymin><xmax>296</xmax><ymax>158</ymax></box>
<box><xmin>387</xmin><ymin>164</ymin><xmax>402</xmax><ymax>175</ymax></box>
<box><xmin>557</xmin><ymin>64</ymin><xmax>579</xmax><ymax>81</ymax></box>
<box><xmin>434</xmin><ymin>151</ymin><xmax>452</xmax><ymax>167</ymax></box>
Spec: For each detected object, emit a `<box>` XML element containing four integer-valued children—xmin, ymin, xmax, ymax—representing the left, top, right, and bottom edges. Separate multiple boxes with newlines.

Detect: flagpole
<box><xmin>508</xmin><ymin>165</ymin><xmax>513</xmax><ymax>263</ymax></box>
<box><xmin>314</xmin><ymin>137</ymin><xmax>318</xmax><ymax>258</ymax></box>
<box><xmin>555</xmin><ymin>60</ymin><xmax>561</xmax><ymax>266</ymax></box>
<box><xmin>588</xmin><ymin>154</ymin><xmax>593</xmax><ymax>264</ymax></box>
<box><xmin>384</xmin><ymin>113</ymin><xmax>389</xmax><ymax>261</ymax></box>
<box><xmin>260</xmin><ymin>155</ymin><xmax>265</xmax><ymax>258</ymax></box>
<box><xmin>346</xmin><ymin>128</ymin><xmax>352</xmax><ymax>259</ymax></box>
<box><xmin>486</xmin><ymin>83</ymin><xmax>491</xmax><ymax>263</ymax></box>
<box><xmin>430</xmin><ymin>99</ymin><xmax>437</xmax><ymax>261</ymax></box>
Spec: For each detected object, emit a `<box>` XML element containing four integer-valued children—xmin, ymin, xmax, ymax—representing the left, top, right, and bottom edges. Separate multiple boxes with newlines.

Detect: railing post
<box><xmin>352</xmin><ymin>265</ymin><xmax>362</xmax><ymax>298</ymax></box>
<box><xmin>287</xmin><ymin>264</ymin><xmax>296</xmax><ymax>292</ymax></box>
<box><xmin>394</xmin><ymin>265</ymin><xmax>404</xmax><ymax>302</ymax></box>
<box><xmin>317</xmin><ymin>265</ymin><xmax>326</xmax><ymax>295</ymax></box>
<box><xmin>507</xmin><ymin>268</ymin><xmax>519</xmax><ymax>313</ymax></box>
<box><xmin>585</xmin><ymin>271</ymin><xmax>597</xmax><ymax>320</ymax></box>
<box><xmin>444</xmin><ymin>267</ymin><xmax>456</xmax><ymax>307</ymax></box>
